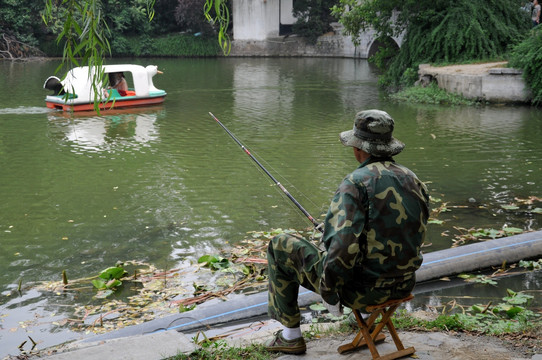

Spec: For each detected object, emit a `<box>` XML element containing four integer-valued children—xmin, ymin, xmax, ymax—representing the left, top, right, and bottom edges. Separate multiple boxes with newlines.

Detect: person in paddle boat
<box><xmin>109</xmin><ymin>72</ymin><xmax>129</xmax><ymax>96</ymax></box>
<box><xmin>265</xmin><ymin>110</ymin><xmax>430</xmax><ymax>354</ymax></box>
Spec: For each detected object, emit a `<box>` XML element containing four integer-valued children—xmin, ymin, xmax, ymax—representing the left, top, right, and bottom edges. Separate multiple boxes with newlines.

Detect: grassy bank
<box><xmin>390</xmin><ymin>82</ymin><xmax>479</xmax><ymax>106</ymax></box>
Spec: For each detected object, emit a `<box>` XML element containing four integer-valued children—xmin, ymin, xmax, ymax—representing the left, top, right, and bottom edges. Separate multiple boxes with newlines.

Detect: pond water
<box><xmin>0</xmin><ymin>57</ymin><xmax>541</xmax><ymax>356</ymax></box>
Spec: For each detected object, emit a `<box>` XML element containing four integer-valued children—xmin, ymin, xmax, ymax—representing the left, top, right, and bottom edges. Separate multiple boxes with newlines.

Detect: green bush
<box><xmin>341</xmin><ymin>0</ymin><xmax>531</xmax><ymax>90</ymax></box>
<box><xmin>390</xmin><ymin>82</ymin><xmax>478</xmax><ymax>105</ymax></box>
<box><xmin>40</xmin><ymin>33</ymin><xmax>220</xmax><ymax>58</ymax></box>
<box><xmin>123</xmin><ymin>34</ymin><xmax>221</xmax><ymax>57</ymax></box>
<box><xmin>509</xmin><ymin>26</ymin><xmax>542</xmax><ymax>105</ymax></box>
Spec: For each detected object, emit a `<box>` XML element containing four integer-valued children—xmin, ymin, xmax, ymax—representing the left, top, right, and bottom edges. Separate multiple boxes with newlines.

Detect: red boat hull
<box><xmin>46</xmin><ymin>96</ymin><xmax>166</xmax><ymax>112</ymax></box>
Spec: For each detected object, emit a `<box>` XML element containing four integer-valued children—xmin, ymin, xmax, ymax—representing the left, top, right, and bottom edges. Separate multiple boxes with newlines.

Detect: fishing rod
<box><xmin>209</xmin><ymin>112</ymin><xmax>323</xmax><ymax>232</ymax></box>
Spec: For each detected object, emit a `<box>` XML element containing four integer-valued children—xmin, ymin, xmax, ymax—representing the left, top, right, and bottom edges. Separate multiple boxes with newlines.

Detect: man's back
<box><xmin>322</xmin><ymin>157</ymin><xmax>429</xmax><ymax>310</ymax></box>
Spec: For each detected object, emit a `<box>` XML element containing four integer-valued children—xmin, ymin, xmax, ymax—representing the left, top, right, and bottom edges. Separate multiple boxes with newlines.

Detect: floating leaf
<box><xmin>502</xmin><ymin>290</ymin><xmax>533</xmax><ymax>305</ymax></box>
<box><xmin>198</xmin><ymin>255</ymin><xmax>218</xmax><ymax>264</ymax></box>
<box><xmin>99</xmin><ymin>267</ymin><xmax>126</xmax><ymax>280</ymax></box>
<box><xmin>106</xmin><ymin>279</ymin><xmax>122</xmax><ymax>289</ymax></box>
<box><xmin>503</xmin><ymin>227</ymin><xmax>523</xmax><ymax>235</ymax></box>
<box><xmin>92</xmin><ymin>279</ymin><xmax>107</xmax><ymax>290</ymax></box>
<box><xmin>505</xmin><ymin>306</ymin><xmax>524</xmax><ymax>318</ymax></box>
<box><xmin>94</xmin><ymin>289</ymin><xmax>115</xmax><ymax>299</ymax></box>
<box><xmin>179</xmin><ymin>303</ymin><xmax>196</xmax><ymax>313</ymax></box>
<box><xmin>469</xmin><ymin>304</ymin><xmax>485</xmax><ymax>313</ymax></box>
<box><xmin>501</xmin><ymin>205</ymin><xmax>519</xmax><ymax>210</ymax></box>
<box><xmin>309</xmin><ymin>303</ymin><xmax>327</xmax><ymax>311</ymax></box>
<box><xmin>519</xmin><ymin>259</ymin><xmax>542</xmax><ymax>270</ymax></box>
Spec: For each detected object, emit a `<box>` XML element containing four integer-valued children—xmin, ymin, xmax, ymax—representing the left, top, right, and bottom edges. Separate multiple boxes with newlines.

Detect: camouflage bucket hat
<box><xmin>339</xmin><ymin>109</ymin><xmax>405</xmax><ymax>156</ymax></box>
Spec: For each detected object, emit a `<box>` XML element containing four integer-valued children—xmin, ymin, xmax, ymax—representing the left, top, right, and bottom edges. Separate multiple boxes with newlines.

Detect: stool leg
<box><xmin>338</xmin><ymin>300</ymin><xmax>416</xmax><ymax>359</ymax></box>
<box><xmin>378</xmin><ymin>306</ymin><xmax>416</xmax><ymax>360</ymax></box>
<box><xmin>357</xmin><ymin>312</ymin><xmax>380</xmax><ymax>359</ymax></box>
<box><xmin>337</xmin><ymin>309</ymin><xmax>386</xmax><ymax>355</ymax></box>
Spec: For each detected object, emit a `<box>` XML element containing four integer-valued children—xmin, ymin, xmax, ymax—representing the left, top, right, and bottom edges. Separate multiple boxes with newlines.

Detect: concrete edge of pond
<box><xmin>75</xmin><ymin>230</ymin><xmax>542</xmax><ymax>344</ymax></box>
<box><xmin>418</xmin><ymin>62</ymin><xmax>531</xmax><ymax>103</ymax></box>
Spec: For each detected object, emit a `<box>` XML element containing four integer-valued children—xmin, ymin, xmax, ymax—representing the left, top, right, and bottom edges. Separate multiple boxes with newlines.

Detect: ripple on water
<box><xmin>0</xmin><ymin>106</ymin><xmax>53</xmax><ymax>115</ymax></box>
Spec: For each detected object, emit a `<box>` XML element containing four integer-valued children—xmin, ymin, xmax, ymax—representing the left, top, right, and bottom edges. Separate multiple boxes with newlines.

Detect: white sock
<box><xmin>282</xmin><ymin>326</ymin><xmax>302</xmax><ymax>340</ymax></box>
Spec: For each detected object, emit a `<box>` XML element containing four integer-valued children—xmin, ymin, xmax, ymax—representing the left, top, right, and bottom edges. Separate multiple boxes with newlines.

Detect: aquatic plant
<box><xmin>91</xmin><ymin>265</ymin><xmax>128</xmax><ymax>297</ymax></box>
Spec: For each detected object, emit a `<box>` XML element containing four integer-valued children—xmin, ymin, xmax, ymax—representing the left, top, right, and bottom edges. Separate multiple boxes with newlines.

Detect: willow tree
<box><xmin>509</xmin><ymin>26</ymin><xmax>542</xmax><ymax>105</ymax></box>
<box><xmin>203</xmin><ymin>0</ymin><xmax>230</xmax><ymax>54</ymax></box>
<box><xmin>332</xmin><ymin>0</ymin><xmax>531</xmax><ymax>89</ymax></box>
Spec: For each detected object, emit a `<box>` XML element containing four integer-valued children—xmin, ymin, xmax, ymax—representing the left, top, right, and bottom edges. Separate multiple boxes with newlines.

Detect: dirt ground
<box><xmin>419</xmin><ymin>61</ymin><xmax>509</xmax><ymax>76</ymax></box>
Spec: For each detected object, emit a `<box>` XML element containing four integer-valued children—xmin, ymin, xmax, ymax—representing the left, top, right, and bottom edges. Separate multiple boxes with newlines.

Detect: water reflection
<box><xmin>233</xmin><ymin>60</ymin><xmax>294</xmax><ymax>121</ymax></box>
<box><xmin>401</xmin><ymin>104</ymin><xmax>540</xmax><ymax>205</ymax></box>
<box><xmin>47</xmin><ymin>107</ymin><xmax>164</xmax><ymax>154</ymax></box>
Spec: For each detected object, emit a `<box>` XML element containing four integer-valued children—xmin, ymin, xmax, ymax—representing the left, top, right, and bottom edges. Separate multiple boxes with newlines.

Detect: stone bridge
<box><xmin>230</xmin><ymin>0</ymin><xmax>403</xmax><ymax>59</ymax></box>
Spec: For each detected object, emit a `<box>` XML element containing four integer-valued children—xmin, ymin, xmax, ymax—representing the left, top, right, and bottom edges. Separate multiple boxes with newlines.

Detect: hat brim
<box><xmin>340</xmin><ymin>130</ymin><xmax>405</xmax><ymax>156</ymax></box>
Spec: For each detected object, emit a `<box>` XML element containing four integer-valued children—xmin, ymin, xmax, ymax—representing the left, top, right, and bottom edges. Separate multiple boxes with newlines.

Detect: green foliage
<box><xmin>198</xmin><ymin>254</ymin><xmax>232</xmax><ymax>271</ymax></box>
<box><xmin>166</xmin><ymin>343</ymin><xmax>271</xmax><ymax>360</ymax></box>
<box><xmin>175</xmin><ymin>0</ymin><xmax>215</xmax><ymax>36</ymax></box>
<box><xmin>203</xmin><ymin>0</ymin><xmax>231</xmax><ymax>55</ymax></box>
<box><xmin>43</xmin><ymin>0</ymin><xmax>112</xmax><ymax>112</ymax></box>
<box><xmin>509</xmin><ymin>26</ymin><xmax>542</xmax><ymax>105</ymax></box>
<box><xmin>334</xmin><ymin>0</ymin><xmax>531</xmax><ymax>90</ymax></box>
<box><xmin>458</xmin><ymin>274</ymin><xmax>498</xmax><ymax>285</ymax></box>
<box><xmin>331</xmin><ymin>0</ymin><xmax>399</xmax><ymax>45</ymax></box>
<box><xmin>91</xmin><ymin>265</ymin><xmax>127</xmax><ymax>297</ymax></box>
<box><xmin>103</xmin><ymin>0</ymin><xmax>153</xmax><ymax>35</ymax></box>
<box><xmin>519</xmin><ymin>258</ymin><xmax>542</xmax><ymax>270</ymax></box>
<box><xmin>292</xmin><ymin>0</ymin><xmax>339</xmax><ymax>44</ymax></box>
<box><xmin>394</xmin><ymin>289</ymin><xmax>540</xmax><ymax>335</ymax></box>
<box><xmin>41</xmin><ymin>33</ymin><xmax>220</xmax><ymax>57</ymax></box>
<box><xmin>130</xmin><ymin>34</ymin><xmax>220</xmax><ymax>57</ymax></box>
<box><xmin>390</xmin><ymin>83</ymin><xmax>478</xmax><ymax>105</ymax></box>
<box><xmin>0</xmin><ymin>0</ymin><xmax>44</xmax><ymax>46</ymax></box>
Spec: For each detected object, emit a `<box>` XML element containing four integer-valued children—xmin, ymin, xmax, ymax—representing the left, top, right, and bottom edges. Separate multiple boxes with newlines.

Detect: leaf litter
<box><xmin>32</xmin><ymin>228</ymin><xmax>317</xmax><ymax>336</ymax></box>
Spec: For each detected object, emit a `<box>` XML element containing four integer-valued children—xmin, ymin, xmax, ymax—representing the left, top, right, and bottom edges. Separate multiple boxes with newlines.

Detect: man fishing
<box><xmin>264</xmin><ymin>109</ymin><xmax>430</xmax><ymax>354</ymax></box>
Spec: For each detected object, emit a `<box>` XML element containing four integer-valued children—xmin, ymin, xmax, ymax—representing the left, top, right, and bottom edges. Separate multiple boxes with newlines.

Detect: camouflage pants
<box><xmin>267</xmin><ymin>234</ymin><xmax>415</xmax><ymax>328</ymax></box>
<box><xmin>267</xmin><ymin>233</ymin><xmax>325</xmax><ymax>328</ymax></box>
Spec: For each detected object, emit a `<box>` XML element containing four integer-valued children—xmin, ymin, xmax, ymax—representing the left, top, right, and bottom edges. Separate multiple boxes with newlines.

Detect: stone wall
<box><xmin>418</xmin><ymin>64</ymin><xmax>531</xmax><ymax>104</ymax></box>
<box><xmin>229</xmin><ymin>24</ymin><xmax>392</xmax><ymax>59</ymax></box>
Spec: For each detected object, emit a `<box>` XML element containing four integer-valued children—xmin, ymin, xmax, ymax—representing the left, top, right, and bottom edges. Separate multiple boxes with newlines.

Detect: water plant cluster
<box><xmin>428</xmin><ymin>195</ymin><xmax>541</xmax><ymax>247</ymax></box>
<box><xmin>34</xmin><ymin>231</ymin><xmax>276</xmax><ymax>335</ymax></box>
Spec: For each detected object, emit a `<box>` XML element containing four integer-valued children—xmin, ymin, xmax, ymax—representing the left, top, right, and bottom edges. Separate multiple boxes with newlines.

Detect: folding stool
<box><xmin>337</xmin><ymin>294</ymin><xmax>415</xmax><ymax>360</ymax></box>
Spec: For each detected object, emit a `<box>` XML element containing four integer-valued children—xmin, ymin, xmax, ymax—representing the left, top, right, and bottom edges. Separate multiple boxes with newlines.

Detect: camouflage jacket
<box><xmin>320</xmin><ymin>157</ymin><xmax>430</xmax><ymax>306</ymax></box>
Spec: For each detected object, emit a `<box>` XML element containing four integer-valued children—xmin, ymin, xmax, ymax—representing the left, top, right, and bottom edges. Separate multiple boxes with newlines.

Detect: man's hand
<box><xmin>322</xmin><ymin>297</ymin><xmax>343</xmax><ymax>317</ymax></box>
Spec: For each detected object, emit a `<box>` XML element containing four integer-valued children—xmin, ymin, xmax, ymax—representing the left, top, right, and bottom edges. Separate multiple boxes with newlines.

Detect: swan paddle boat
<box><xmin>43</xmin><ymin>64</ymin><xmax>166</xmax><ymax>112</ymax></box>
